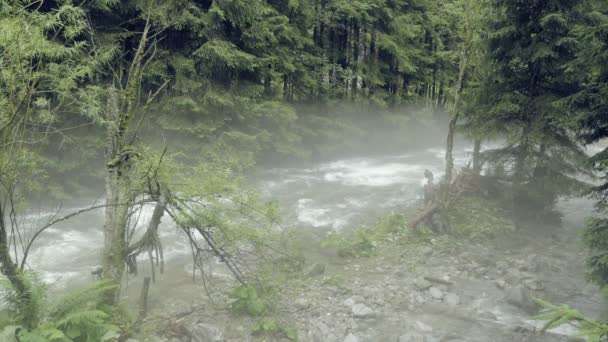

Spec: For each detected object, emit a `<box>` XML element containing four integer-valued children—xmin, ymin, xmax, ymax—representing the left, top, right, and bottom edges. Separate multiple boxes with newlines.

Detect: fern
<box><xmin>533</xmin><ymin>298</ymin><xmax>608</xmax><ymax>342</ymax></box>
<box><xmin>0</xmin><ymin>275</ymin><xmax>124</xmax><ymax>342</ymax></box>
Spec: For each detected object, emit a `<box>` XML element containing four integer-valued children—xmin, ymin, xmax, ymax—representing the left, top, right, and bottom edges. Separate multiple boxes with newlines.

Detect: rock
<box><xmin>429</xmin><ymin>287</ymin><xmax>444</xmax><ymax>300</ymax></box>
<box><xmin>295</xmin><ymin>297</ymin><xmax>311</xmax><ymax>309</ymax></box>
<box><xmin>505</xmin><ymin>285</ymin><xmax>537</xmax><ymax>313</ymax></box>
<box><xmin>421</xmin><ymin>246</ymin><xmax>434</xmax><ymax>257</ymax></box>
<box><xmin>504</xmin><ymin>268</ymin><xmax>522</xmax><ymax>284</ymax></box>
<box><xmin>414</xmin><ymin>320</ymin><xmax>433</xmax><ymax>333</ymax></box>
<box><xmin>522</xmin><ymin>278</ymin><xmax>544</xmax><ymax>291</ymax></box>
<box><xmin>343</xmin><ymin>297</ymin><xmax>356</xmax><ymax>307</ymax></box>
<box><xmin>187</xmin><ymin>322</ymin><xmax>223</xmax><ymax>342</ymax></box>
<box><xmin>444</xmin><ymin>293</ymin><xmax>460</xmax><ymax>306</ymax></box>
<box><xmin>343</xmin><ymin>333</ymin><xmax>360</xmax><ymax>342</ymax></box>
<box><xmin>307</xmin><ymin>263</ymin><xmax>326</xmax><ymax>277</ymax></box>
<box><xmin>398</xmin><ymin>332</ymin><xmax>424</xmax><ymax>342</ymax></box>
<box><xmin>125</xmin><ymin>340</ymin><xmax>139</xmax><ymax>342</ymax></box>
<box><xmin>414</xmin><ymin>277</ymin><xmax>432</xmax><ymax>290</ymax></box>
<box><xmin>495</xmin><ymin>279</ymin><xmax>506</xmax><ymax>289</ymax></box>
<box><xmin>351</xmin><ymin>303</ymin><xmax>375</xmax><ymax>318</ymax></box>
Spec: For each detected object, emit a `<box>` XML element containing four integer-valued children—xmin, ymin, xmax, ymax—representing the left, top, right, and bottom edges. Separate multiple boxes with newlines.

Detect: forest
<box><xmin>1</xmin><ymin>0</ymin><xmax>608</xmax><ymax>341</ymax></box>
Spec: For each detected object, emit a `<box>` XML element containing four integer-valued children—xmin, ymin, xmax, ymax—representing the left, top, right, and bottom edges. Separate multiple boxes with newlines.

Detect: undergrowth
<box><xmin>0</xmin><ymin>273</ymin><xmax>130</xmax><ymax>341</ymax></box>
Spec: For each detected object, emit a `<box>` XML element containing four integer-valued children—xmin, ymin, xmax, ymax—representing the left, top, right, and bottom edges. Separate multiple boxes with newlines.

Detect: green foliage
<box><xmin>253</xmin><ymin>318</ymin><xmax>298</xmax><ymax>341</ymax></box>
<box><xmin>229</xmin><ymin>284</ymin><xmax>277</xmax><ymax>317</ymax></box>
<box><xmin>533</xmin><ymin>298</ymin><xmax>608</xmax><ymax>341</ymax></box>
<box><xmin>447</xmin><ymin>195</ymin><xmax>515</xmax><ymax>240</ymax></box>
<box><xmin>0</xmin><ymin>276</ymin><xmax>124</xmax><ymax>342</ymax></box>
<box><xmin>322</xmin><ymin>214</ymin><xmax>408</xmax><ymax>257</ymax></box>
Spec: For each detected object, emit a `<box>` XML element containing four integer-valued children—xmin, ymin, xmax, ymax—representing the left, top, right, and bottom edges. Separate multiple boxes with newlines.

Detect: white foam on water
<box><xmin>296</xmin><ymin>198</ymin><xmax>332</xmax><ymax>227</ymax></box>
<box><xmin>320</xmin><ymin>159</ymin><xmax>428</xmax><ymax>187</ymax></box>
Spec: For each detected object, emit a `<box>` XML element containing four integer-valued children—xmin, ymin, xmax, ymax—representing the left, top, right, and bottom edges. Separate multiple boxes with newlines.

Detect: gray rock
<box><xmin>187</xmin><ymin>322</ymin><xmax>224</xmax><ymax>342</ymax></box>
<box><xmin>307</xmin><ymin>263</ymin><xmax>326</xmax><ymax>277</ymax></box>
<box><xmin>495</xmin><ymin>279</ymin><xmax>506</xmax><ymax>289</ymax></box>
<box><xmin>444</xmin><ymin>293</ymin><xmax>460</xmax><ymax>306</ymax></box>
<box><xmin>343</xmin><ymin>297</ymin><xmax>356</xmax><ymax>307</ymax></box>
<box><xmin>352</xmin><ymin>303</ymin><xmax>375</xmax><ymax>318</ymax></box>
<box><xmin>429</xmin><ymin>287</ymin><xmax>444</xmax><ymax>300</ymax></box>
<box><xmin>505</xmin><ymin>285</ymin><xmax>537</xmax><ymax>313</ymax></box>
<box><xmin>343</xmin><ymin>333</ymin><xmax>360</xmax><ymax>342</ymax></box>
<box><xmin>504</xmin><ymin>268</ymin><xmax>522</xmax><ymax>284</ymax></box>
<box><xmin>522</xmin><ymin>278</ymin><xmax>544</xmax><ymax>291</ymax></box>
<box><xmin>398</xmin><ymin>333</ymin><xmax>424</xmax><ymax>342</ymax></box>
<box><xmin>125</xmin><ymin>339</ymin><xmax>139</xmax><ymax>342</ymax></box>
<box><xmin>414</xmin><ymin>278</ymin><xmax>432</xmax><ymax>290</ymax></box>
<box><xmin>414</xmin><ymin>320</ymin><xmax>433</xmax><ymax>333</ymax></box>
<box><xmin>421</xmin><ymin>246</ymin><xmax>434</xmax><ymax>257</ymax></box>
<box><xmin>295</xmin><ymin>297</ymin><xmax>310</xmax><ymax>309</ymax></box>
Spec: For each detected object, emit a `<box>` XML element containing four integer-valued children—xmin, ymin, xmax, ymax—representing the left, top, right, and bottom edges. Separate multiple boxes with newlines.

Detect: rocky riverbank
<box><xmin>132</xmin><ymin>216</ymin><xmax>604</xmax><ymax>342</ymax></box>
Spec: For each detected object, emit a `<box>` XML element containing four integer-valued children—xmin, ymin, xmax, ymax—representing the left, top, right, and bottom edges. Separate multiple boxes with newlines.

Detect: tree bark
<box><xmin>443</xmin><ymin>48</ymin><xmax>469</xmax><ymax>202</ymax></box>
<box><xmin>102</xmin><ymin>85</ymin><xmax>132</xmax><ymax>304</ymax></box>
<box><xmin>0</xmin><ymin>197</ymin><xmax>27</xmax><ymax>296</ymax></box>
<box><xmin>472</xmin><ymin>139</ymin><xmax>482</xmax><ymax>175</ymax></box>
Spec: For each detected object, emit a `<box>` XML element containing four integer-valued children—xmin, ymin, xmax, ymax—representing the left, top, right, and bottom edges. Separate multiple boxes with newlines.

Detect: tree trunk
<box><xmin>472</xmin><ymin>138</ymin><xmax>482</xmax><ymax>174</ymax></box>
<box><xmin>0</xmin><ymin>198</ymin><xmax>27</xmax><ymax>296</ymax></box>
<box><xmin>443</xmin><ymin>49</ymin><xmax>469</xmax><ymax>202</ymax></box>
<box><xmin>102</xmin><ymin>85</ymin><xmax>132</xmax><ymax>304</ymax></box>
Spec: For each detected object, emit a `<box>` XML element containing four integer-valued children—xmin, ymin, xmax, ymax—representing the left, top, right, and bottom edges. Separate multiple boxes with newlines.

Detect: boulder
<box><xmin>187</xmin><ymin>322</ymin><xmax>223</xmax><ymax>342</ymax></box>
<box><xmin>429</xmin><ymin>287</ymin><xmax>444</xmax><ymax>300</ymax></box>
<box><xmin>414</xmin><ymin>278</ymin><xmax>432</xmax><ymax>290</ymax></box>
<box><xmin>351</xmin><ymin>303</ymin><xmax>375</xmax><ymax>318</ymax></box>
<box><xmin>504</xmin><ymin>285</ymin><xmax>537</xmax><ymax>313</ymax></box>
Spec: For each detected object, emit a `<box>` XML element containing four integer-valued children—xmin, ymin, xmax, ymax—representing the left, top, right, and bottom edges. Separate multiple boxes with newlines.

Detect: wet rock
<box><xmin>504</xmin><ymin>285</ymin><xmax>537</xmax><ymax>313</ymax></box>
<box><xmin>343</xmin><ymin>333</ymin><xmax>360</xmax><ymax>342</ymax></box>
<box><xmin>495</xmin><ymin>279</ymin><xmax>506</xmax><ymax>289</ymax></box>
<box><xmin>414</xmin><ymin>320</ymin><xmax>433</xmax><ymax>333</ymax></box>
<box><xmin>296</xmin><ymin>297</ymin><xmax>311</xmax><ymax>309</ymax></box>
<box><xmin>398</xmin><ymin>333</ymin><xmax>424</xmax><ymax>342</ymax></box>
<box><xmin>414</xmin><ymin>278</ymin><xmax>432</xmax><ymax>290</ymax></box>
<box><xmin>444</xmin><ymin>293</ymin><xmax>460</xmax><ymax>306</ymax></box>
<box><xmin>522</xmin><ymin>278</ymin><xmax>544</xmax><ymax>291</ymax></box>
<box><xmin>429</xmin><ymin>287</ymin><xmax>444</xmax><ymax>300</ymax></box>
<box><xmin>421</xmin><ymin>246</ymin><xmax>434</xmax><ymax>257</ymax></box>
<box><xmin>307</xmin><ymin>263</ymin><xmax>326</xmax><ymax>277</ymax></box>
<box><xmin>351</xmin><ymin>303</ymin><xmax>375</xmax><ymax>318</ymax></box>
<box><xmin>187</xmin><ymin>322</ymin><xmax>223</xmax><ymax>342</ymax></box>
<box><xmin>504</xmin><ymin>268</ymin><xmax>522</xmax><ymax>284</ymax></box>
<box><xmin>343</xmin><ymin>297</ymin><xmax>356</xmax><ymax>307</ymax></box>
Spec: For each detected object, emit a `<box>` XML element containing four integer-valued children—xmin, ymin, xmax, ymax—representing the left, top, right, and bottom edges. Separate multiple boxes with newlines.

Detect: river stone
<box><xmin>414</xmin><ymin>320</ymin><xmax>433</xmax><ymax>333</ymax></box>
<box><xmin>495</xmin><ymin>279</ymin><xmax>506</xmax><ymax>289</ymax></box>
<box><xmin>523</xmin><ymin>278</ymin><xmax>544</xmax><ymax>291</ymax></box>
<box><xmin>429</xmin><ymin>287</ymin><xmax>444</xmax><ymax>300</ymax></box>
<box><xmin>444</xmin><ymin>293</ymin><xmax>460</xmax><ymax>306</ymax></box>
<box><xmin>295</xmin><ymin>297</ymin><xmax>310</xmax><ymax>309</ymax></box>
<box><xmin>343</xmin><ymin>297</ymin><xmax>356</xmax><ymax>307</ymax></box>
<box><xmin>398</xmin><ymin>332</ymin><xmax>424</xmax><ymax>342</ymax></box>
<box><xmin>307</xmin><ymin>263</ymin><xmax>326</xmax><ymax>277</ymax></box>
<box><xmin>505</xmin><ymin>285</ymin><xmax>537</xmax><ymax>312</ymax></box>
<box><xmin>414</xmin><ymin>277</ymin><xmax>432</xmax><ymax>290</ymax></box>
<box><xmin>343</xmin><ymin>333</ymin><xmax>360</xmax><ymax>342</ymax></box>
<box><xmin>187</xmin><ymin>322</ymin><xmax>223</xmax><ymax>342</ymax></box>
<box><xmin>351</xmin><ymin>303</ymin><xmax>375</xmax><ymax>318</ymax></box>
<box><xmin>421</xmin><ymin>246</ymin><xmax>434</xmax><ymax>257</ymax></box>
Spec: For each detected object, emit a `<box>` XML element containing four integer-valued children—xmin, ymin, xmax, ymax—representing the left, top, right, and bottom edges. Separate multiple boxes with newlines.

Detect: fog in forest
<box><xmin>2</xmin><ymin>1</ymin><xmax>608</xmax><ymax>342</ymax></box>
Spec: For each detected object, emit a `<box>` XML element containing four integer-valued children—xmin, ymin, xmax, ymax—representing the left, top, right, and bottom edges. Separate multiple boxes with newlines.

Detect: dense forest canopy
<box><xmin>1</xmin><ymin>0</ymin><xmax>608</xmax><ymax>340</ymax></box>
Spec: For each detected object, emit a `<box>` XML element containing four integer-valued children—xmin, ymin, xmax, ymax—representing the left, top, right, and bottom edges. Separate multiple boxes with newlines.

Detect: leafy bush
<box><xmin>0</xmin><ymin>275</ymin><xmax>126</xmax><ymax>342</ymax></box>
<box><xmin>253</xmin><ymin>318</ymin><xmax>298</xmax><ymax>341</ymax></box>
<box><xmin>229</xmin><ymin>284</ymin><xmax>276</xmax><ymax>317</ymax></box>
